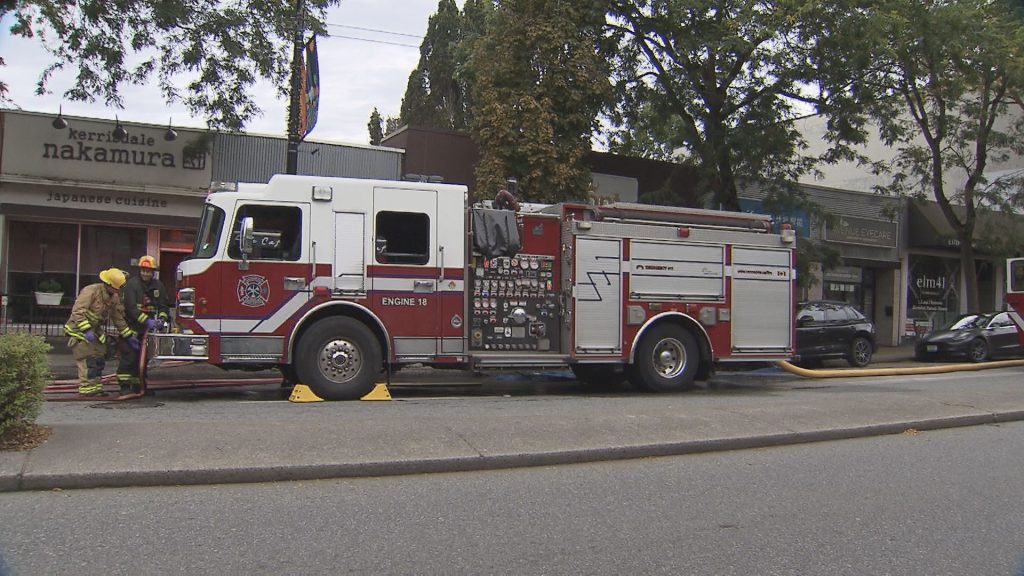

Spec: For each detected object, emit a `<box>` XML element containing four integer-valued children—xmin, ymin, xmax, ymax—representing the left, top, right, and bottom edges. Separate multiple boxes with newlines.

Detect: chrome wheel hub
<box><xmin>318</xmin><ymin>339</ymin><xmax>361</xmax><ymax>384</ymax></box>
<box><xmin>653</xmin><ymin>339</ymin><xmax>686</xmax><ymax>378</ymax></box>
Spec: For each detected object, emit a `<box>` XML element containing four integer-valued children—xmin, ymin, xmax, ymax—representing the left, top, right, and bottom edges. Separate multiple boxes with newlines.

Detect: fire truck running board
<box><xmin>470</xmin><ymin>353</ymin><xmax>571</xmax><ymax>368</ymax></box>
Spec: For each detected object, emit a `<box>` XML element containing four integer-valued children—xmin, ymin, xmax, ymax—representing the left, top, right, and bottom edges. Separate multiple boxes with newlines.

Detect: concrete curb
<box><xmin>5</xmin><ymin>410</ymin><xmax>1020</xmax><ymax>492</ymax></box>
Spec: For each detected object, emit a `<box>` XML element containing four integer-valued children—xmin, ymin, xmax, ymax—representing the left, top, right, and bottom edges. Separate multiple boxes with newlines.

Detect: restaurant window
<box><xmin>79</xmin><ymin>225</ymin><xmax>147</xmax><ymax>287</ymax></box>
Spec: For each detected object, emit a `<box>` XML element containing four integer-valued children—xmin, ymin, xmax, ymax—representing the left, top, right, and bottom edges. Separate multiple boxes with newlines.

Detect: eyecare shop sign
<box><xmin>0</xmin><ymin>111</ymin><xmax>211</xmax><ymax>189</ymax></box>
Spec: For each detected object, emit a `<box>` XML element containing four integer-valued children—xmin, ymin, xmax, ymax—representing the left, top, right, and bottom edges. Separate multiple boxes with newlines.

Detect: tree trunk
<box><xmin>959</xmin><ymin>230</ymin><xmax>980</xmax><ymax>313</ymax></box>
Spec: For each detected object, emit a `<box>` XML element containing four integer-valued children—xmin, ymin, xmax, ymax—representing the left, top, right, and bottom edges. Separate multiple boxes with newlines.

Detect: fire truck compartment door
<box><xmin>730</xmin><ymin>247</ymin><xmax>792</xmax><ymax>352</ymax></box>
<box><xmin>333</xmin><ymin>212</ymin><xmax>366</xmax><ymax>293</ymax></box>
<box><xmin>574</xmin><ymin>236</ymin><xmax>622</xmax><ymax>353</ymax></box>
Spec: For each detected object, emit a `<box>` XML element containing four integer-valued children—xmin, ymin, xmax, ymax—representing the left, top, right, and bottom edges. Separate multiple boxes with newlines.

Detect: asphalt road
<box><xmin>3</xmin><ymin>420</ymin><xmax>1023</xmax><ymax>575</ymax></box>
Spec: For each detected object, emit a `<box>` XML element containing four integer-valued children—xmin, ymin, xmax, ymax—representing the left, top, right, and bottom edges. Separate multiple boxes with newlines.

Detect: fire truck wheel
<box><xmin>570</xmin><ymin>364</ymin><xmax>627</xmax><ymax>389</ymax></box>
<box><xmin>628</xmin><ymin>324</ymin><xmax>699</xmax><ymax>392</ymax></box>
<box><xmin>296</xmin><ymin>317</ymin><xmax>382</xmax><ymax>401</ymax></box>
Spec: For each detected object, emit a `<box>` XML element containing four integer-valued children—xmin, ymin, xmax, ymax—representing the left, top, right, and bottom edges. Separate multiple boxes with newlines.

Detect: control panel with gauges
<box><xmin>468</xmin><ymin>253</ymin><xmax>560</xmax><ymax>352</ymax></box>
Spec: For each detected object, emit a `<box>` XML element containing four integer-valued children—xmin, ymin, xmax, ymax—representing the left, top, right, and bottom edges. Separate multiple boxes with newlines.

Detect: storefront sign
<box><xmin>823</xmin><ymin>265</ymin><xmax>862</xmax><ymax>283</ymax></box>
<box><xmin>1</xmin><ymin>186</ymin><xmax>202</xmax><ymax>219</ymax></box>
<box><xmin>825</xmin><ymin>216</ymin><xmax>897</xmax><ymax>248</ymax></box>
<box><xmin>906</xmin><ymin>254</ymin><xmax>960</xmax><ymax>336</ymax></box>
<box><xmin>1</xmin><ymin>111</ymin><xmax>212</xmax><ymax>190</ymax></box>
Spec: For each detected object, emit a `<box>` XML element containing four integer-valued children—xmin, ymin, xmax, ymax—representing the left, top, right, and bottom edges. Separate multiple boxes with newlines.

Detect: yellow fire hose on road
<box><xmin>775</xmin><ymin>358</ymin><xmax>1024</xmax><ymax>378</ymax></box>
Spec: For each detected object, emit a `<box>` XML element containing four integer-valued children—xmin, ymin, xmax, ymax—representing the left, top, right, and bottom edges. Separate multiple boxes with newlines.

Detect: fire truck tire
<box><xmin>570</xmin><ymin>364</ymin><xmax>627</xmax><ymax>388</ymax></box>
<box><xmin>628</xmin><ymin>324</ymin><xmax>699</xmax><ymax>392</ymax></box>
<box><xmin>295</xmin><ymin>317</ymin><xmax>382</xmax><ymax>401</ymax></box>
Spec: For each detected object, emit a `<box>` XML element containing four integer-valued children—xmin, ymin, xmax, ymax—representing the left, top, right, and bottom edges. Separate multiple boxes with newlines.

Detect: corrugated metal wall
<box><xmin>212</xmin><ymin>133</ymin><xmax>403</xmax><ymax>184</ymax></box>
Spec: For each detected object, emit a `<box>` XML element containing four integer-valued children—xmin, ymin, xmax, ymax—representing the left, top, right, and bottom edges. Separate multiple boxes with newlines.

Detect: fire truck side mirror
<box><xmin>239</xmin><ymin>216</ymin><xmax>255</xmax><ymax>270</ymax></box>
<box><xmin>240</xmin><ymin>217</ymin><xmax>255</xmax><ymax>256</ymax></box>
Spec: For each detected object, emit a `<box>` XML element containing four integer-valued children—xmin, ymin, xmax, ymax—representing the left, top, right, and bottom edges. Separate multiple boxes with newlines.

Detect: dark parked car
<box><xmin>795</xmin><ymin>301</ymin><xmax>877</xmax><ymax>367</ymax></box>
<box><xmin>914</xmin><ymin>312</ymin><xmax>1022</xmax><ymax>362</ymax></box>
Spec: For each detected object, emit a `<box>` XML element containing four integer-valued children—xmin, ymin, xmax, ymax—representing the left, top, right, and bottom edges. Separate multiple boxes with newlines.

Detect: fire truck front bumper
<box><xmin>149</xmin><ymin>333</ymin><xmax>209</xmax><ymax>361</ymax></box>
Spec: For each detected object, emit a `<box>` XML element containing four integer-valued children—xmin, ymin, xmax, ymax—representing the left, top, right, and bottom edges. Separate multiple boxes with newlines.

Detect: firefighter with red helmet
<box><xmin>64</xmin><ymin>268</ymin><xmax>137</xmax><ymax>397</ymax></box>
<box><xmin>116</xmin><ymin>255</ymin><xmax>171</xmax><ymax>394</ymax></box>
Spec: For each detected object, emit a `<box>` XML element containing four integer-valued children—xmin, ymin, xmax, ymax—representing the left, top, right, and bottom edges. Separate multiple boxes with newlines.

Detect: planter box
<box><xmin>34</xmin><ymin>291</ymin><xmax>63</xmax><ymax>306</ymax></box>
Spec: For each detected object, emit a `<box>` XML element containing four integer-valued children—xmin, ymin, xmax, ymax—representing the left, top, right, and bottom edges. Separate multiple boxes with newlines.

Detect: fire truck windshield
<box><xmin>190</xmin><ymin>204</ymin><xmax>226</xmax><ymax>259</ymax></box>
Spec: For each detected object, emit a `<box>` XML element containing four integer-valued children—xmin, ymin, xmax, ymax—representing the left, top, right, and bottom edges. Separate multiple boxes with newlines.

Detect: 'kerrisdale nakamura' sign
<box><xmin>1</xmin><ymin>110</ymin><xmax>212</xmax><ymax>190</ymax></box>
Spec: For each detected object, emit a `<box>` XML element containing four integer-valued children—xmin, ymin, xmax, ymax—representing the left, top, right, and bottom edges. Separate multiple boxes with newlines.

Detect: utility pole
<box><xmin>286</xmin><ymin>0</ymin><xmax>305</xmax><ymax>175</ymax></box>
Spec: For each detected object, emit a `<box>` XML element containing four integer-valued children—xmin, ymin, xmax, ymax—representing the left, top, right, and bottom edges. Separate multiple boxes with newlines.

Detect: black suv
<box><xmin>795</xmin><ymin>300</ymin><xmax>877</xmax><ymax>367</ymax></box>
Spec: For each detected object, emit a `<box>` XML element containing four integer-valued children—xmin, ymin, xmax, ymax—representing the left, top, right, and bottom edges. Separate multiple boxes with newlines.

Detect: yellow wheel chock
<box><xmin>288</xmin><ymin>382</ymin><xmax>392</xmax><ymax>402</ymax></box>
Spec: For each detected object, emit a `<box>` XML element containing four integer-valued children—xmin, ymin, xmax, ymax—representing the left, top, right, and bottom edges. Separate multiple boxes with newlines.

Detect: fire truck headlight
<box><xmin>177</xmin><ymin>288</ymin><xmax>196</xmax><ymax>318</ymax></box>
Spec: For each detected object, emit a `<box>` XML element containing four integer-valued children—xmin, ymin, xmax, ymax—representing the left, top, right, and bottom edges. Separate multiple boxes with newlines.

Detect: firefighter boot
<box><xmin>78</xmin><ymin>379</ymin><xmax>106</xmax><ymax>397</ymax></box>
<box><xmin>116</xmin><ymin>373</ymin><xmax>139</xmax><ymax>395</ymax></box>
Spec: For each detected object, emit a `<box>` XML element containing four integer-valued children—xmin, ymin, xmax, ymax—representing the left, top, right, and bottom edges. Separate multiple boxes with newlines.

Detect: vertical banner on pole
<box><xmin>300</xmin><ymin>36</ymin><xmax>320</xmax><ymax>139</ymax></box>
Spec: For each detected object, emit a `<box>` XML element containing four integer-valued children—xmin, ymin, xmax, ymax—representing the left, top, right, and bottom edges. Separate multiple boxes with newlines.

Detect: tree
<box><xmin>605</xmin><ymin>0</ymin><xmax>833</xmax><ymax>210</ymax></box>
<box><xmin>4</xmin><ymin>0</ymin><xmax>339</xmax><ymax>131</ymax></box>
<box><xmin>469</xmin><ymin>0</ymin><xmax>613</xmax><ymax>202</ymax></box>
<box><xmin>849</xmin><ymin>0</ymin><xmax>1024</xmax><ymax>311</ymax></box>
<box><xmin>385</xmin><ymin>115</ymin><xmax>402</xmax><ymax>137</ymax></box>
<box><xmin>399</xmin><ymin>0</ymin><xmax>481</xmax><ymax>131</ymax></box>
<box><xmin>368</xmin><ymin>107</ymin><xmax>384</xmax><ymax>145</ymax></box>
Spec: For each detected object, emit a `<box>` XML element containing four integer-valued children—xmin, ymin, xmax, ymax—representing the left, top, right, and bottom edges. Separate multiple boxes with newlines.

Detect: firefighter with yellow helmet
<box><xmin>64</xmin><ymin>268</ymin><xmax>137</xmax><ymax>396</ymax></box>
<box><xmin>116</xmin><ymin>255</ymin><xmax>171</xmax><ymax>394</ymax></box>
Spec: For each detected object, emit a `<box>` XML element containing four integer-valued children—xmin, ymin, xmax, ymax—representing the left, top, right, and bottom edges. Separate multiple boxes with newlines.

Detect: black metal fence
<box><xmin>0</xmin><ymin>293</ymin><xmax>72</xmax><ymax>337</ymax></box>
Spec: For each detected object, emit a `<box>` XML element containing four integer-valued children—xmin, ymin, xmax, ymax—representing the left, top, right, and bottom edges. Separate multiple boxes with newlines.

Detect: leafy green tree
<box><xmin>368</xmin><ymin>107</ymin><xmax>384</xmax><ymax>145</ymax></box>
<box><xmin>385</xmin><ymin>115</ymin><xmax>402</xmax><ymax>137</ymax></box>
<box><xmin>400</xmin><ymin>0</ymin><xmax>480</xmax><ymax>131</ymax></box>
<box><xmin>3</xmin><ymin>0</ymin><xmax>339</xmax><ymax>131</ymax></box>
<box><xmin>847</xmin><ymin>0</ymin><xmax>1024</xmax><ymax>311</ymax></box>
<box><xmin>469</xmin><ymin>0</ymin><xmax>613</xmax><ymax>203</ymax></box>
<box><xmin>605</xmin><ymin>0</ymin><xmax>832</xmax><ymax>211</ymax></box>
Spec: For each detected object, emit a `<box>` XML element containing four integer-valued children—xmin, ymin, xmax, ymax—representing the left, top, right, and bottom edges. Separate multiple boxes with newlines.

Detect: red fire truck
<box><xmin>152</xmin><ymin>174</ymin><xmax>797</xmax><ymax>400</ymax></box>
<box><xmin>1006</xmin><ymin>259</ymin><xmax>1024</xmax><ymax>343</ymax></box>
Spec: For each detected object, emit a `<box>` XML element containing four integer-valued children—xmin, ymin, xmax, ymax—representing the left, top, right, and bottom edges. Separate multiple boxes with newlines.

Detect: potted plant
<box><xmin>35</xmin><ymin>278</ymin><xmax>63</xmax><ymax>305</ymax></box>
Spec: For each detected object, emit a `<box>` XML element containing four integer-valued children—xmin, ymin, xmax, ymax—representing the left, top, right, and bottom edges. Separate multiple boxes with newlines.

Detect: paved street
<box><xmin>4</xmin><ymin>360</ymin><xmax>1024</xmax><ymax>493</ymax></box>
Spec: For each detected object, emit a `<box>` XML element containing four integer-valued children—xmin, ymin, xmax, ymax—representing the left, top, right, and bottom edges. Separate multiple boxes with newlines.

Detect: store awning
<box><xmin>907</xmin><ymin>202</ymin><xmax>960</xmax><ymax>249</ymax></box>
<box><xmin>907</xmin><ymin>201</ymin><xmax>1022</xmax><ymax>252</ymax></box>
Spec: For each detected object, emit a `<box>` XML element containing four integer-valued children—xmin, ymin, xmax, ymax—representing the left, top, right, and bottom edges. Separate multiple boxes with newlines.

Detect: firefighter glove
<box><xmin>154</xmin><ymin>318</ymin><xmax>168</xmax><ymax>332</ymax></box>
<box><xmin>127</xmin><ymin>335</ymin><xmax>140</xmax><ymax>351</ymax></box>
<box><xmin>143</xmin><ymin>318</ymin><xmax>157</xmax><ymax>332</ymax></box>
<box><xmin>84</xmin><ymin>330</ymin><xmax>98</xmax><ymax>343</ymax></box>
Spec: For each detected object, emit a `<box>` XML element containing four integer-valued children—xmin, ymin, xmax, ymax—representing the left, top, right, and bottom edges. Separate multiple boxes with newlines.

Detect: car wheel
<box><xmin>295</xmin><ymin>317</ymin><xmax>381</xmax><ymax>400</ymax></box>
<box><xmin>847</xmin><ymin>336</ymin><xmax>873</xmax><ymax>367</ymax></box>
<box><xmin>627</xmin><ymin>324</ymin><xmax>700</xmax><ymax>392</ymax></box>
<box><xmin>968</xmin><ymin>339</ymin><xmax>989</xmax><ymax>363</ymax></box>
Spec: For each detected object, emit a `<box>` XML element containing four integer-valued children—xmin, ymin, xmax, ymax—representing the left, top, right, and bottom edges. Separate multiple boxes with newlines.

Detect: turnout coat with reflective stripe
<box><xmin>64</xmin><ymin>283</ymin><xmax>132</xmax><ymax>342</ymax></box>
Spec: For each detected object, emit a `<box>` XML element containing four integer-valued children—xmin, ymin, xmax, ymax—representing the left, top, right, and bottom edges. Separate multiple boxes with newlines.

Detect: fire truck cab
<box><xmin>154</xmin><ymin>174</ymin><xmax>797</xmax><ymax>400</ymax></box>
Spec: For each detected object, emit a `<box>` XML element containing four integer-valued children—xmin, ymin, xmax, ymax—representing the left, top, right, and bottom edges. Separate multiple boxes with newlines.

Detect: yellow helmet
<box><xmin>99</xmin><ymin>268</ymin><xmax>127</xmax><ymax>289</ymax></box>
<box><xmin>137</xmin><ymin>255</ymin><xmax>158</xmax><ymax>270</ymax></box>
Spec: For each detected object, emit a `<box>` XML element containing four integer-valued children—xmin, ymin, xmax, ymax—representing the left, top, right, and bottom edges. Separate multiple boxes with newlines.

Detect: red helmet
<box><xmin>137</xmin><ymin>255</ymin><xmax>157</xmax><ymax>270</ymax></box>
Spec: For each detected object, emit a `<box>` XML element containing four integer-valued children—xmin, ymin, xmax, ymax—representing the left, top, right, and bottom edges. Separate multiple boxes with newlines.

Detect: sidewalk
<box><xmin>41</xmin><ymin>336</ymin><xmax>919</xmax><ymax>381</ymax></box>
<box><xmin>3</xmin><ymin>342</ymin><xmax>1019</xmax><ymax>493</ymax></box>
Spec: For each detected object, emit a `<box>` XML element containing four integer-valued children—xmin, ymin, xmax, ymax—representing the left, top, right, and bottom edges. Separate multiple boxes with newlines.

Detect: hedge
<box><xmin>0</xmin><ymin>333</ymin><xmax>52</xmax><ymax>438</ymax></box>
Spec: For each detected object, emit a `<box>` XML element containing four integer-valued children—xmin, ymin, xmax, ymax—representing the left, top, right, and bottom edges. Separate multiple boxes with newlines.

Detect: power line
<box><xmin>325</xmin><ymin>22</ymin><xmax>423</xmax><ymax>39</ymax></box>
<box><xmin>323</xmin><ymin>34</ymin><xmax>420</xmax><ymax>49</ymax></box>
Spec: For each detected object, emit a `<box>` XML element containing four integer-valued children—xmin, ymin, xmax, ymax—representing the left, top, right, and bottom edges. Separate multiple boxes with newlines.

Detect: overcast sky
<box><xmin>0</xmin><ymin>0</ymin><xmax>448</xmax><ymax>145</ymax></box>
